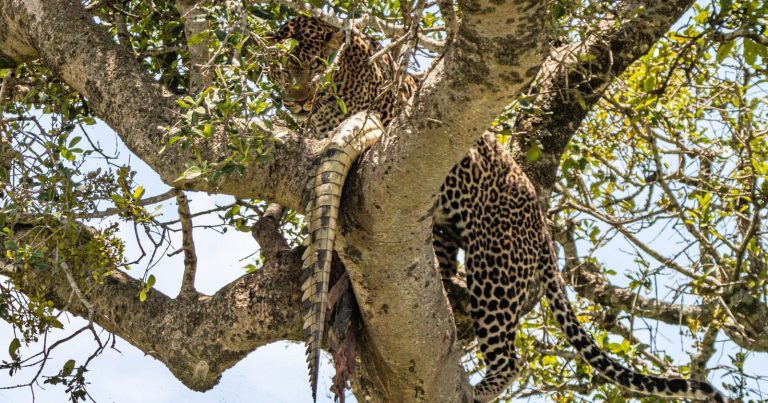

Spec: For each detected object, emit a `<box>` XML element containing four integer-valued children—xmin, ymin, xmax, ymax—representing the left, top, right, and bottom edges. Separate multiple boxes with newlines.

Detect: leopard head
<box><xmin>268</xmin><ymin>16</ymin><xmax>411</xmax><ymax>138</ymax></box>
<box><xmin>267</xmin><ymin>16</ymin><xmax>344</xmax><ymax>124</ymax></box>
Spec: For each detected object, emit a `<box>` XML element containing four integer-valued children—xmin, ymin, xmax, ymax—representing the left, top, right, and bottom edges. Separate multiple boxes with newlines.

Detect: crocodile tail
<box><xmin>301</xmin><ymin>114</ymin><xmax>384</xmax><ymax>401</ymax></box>
<box><xmin>538</xmin><ymin>230</ymin><xmax>728</xmax><ymax>402</ymax></box>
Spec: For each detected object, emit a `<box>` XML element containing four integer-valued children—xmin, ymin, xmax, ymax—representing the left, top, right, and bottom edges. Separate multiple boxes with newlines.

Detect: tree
<box><xmin>0</xmin><ymin>0</ymin><xmax>766</xmax><ymax>402</ymax></box>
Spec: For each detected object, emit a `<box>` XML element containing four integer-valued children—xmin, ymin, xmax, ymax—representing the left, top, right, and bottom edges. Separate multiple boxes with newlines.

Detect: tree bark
<box><xmin>1</xmin><ymin>1</ymin><xmax>766</xmax><ymax>402</ymax></box>
<box><xmin>1</xmin><ymin>218</ymin><xmax>303</xmax><ymax>391</ymax></box>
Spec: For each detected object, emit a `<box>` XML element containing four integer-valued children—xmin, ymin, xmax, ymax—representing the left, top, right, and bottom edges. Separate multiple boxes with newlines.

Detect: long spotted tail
<box><xmin>540</xmin><ymin>236</ymin><xmax>728</xmax><ymax>402</ymax></box>
<box><xmin>301</xmin><ymin>114</ymin><xmax>384</xmax><ymax>401</ymax></box>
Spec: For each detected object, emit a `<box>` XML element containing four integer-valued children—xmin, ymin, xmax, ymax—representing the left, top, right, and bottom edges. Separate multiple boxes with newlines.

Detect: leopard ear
<box><xmin>325</xmin><ymin>30</ymin><xmax>344</xmax><ymax>50</ymax></box>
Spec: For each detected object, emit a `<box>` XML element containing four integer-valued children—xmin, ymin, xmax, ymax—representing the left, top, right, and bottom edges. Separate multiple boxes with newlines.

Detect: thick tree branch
<box><xmin>1</xmin><ymin>218</ymin><xmax>304</xmax><ymax>391</ymax></box>
<box><xmin>251</xmin><ymin>203</ymin><xmax>289</xmax><ymax>258</ymax></box>
<box><xmin>690</xmin><ymin>327</ymin><xmax>719</xmax><ymax>381</ymax></box>
<box><xmin>511</xmin><ymin>0</ymin><xmax>697</xmax><ymax>194</ymax></box>
<box><xmin>327</xmin><ymin>2</ymin><xmax>552</xmax><ymax>400</ymax></box>
<box><xmin>0</xmin><ymin>0</ymin><xmax>315</xmax><ymax>211</ymax></box>
<box><xmin>366</xmin><ymin>0</ymin><xmax>549</xmax><ymax>221</ymax></box>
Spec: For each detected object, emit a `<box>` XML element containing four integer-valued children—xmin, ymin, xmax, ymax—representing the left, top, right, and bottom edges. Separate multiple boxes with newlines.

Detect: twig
<box><xmin>260</xmin><ymin>0</ymin><xmax>445</xmax><ymax>52</ymax></box>
<box><xmin>59</xmin><ymin>262</ymin><xmax>95</xmax><ymax>323</ymax></box>
<box><xmin>77</xmin><ymin>188</ymin><xmax>177</xmax><ymax>219</ymax></box>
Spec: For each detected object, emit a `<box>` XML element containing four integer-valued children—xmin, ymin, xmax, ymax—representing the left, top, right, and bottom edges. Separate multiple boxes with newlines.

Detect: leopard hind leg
<box><xmin>465</xmin><ymin>239</ymin><xmax>525</xmax><ymax>403</ymax></box>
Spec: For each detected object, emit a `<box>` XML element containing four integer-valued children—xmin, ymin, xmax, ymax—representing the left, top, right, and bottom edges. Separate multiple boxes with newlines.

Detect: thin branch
<box><xmin>437</xmin><ymin>0</ymin><xmax>456</xmax><ymax>41</ymax></box>
<box><xmin>690</xmin><ymin>326</ymin><xmax>719</xmax><ymax>381</ymax></box>
<box><xmin>555</xmin><ymin>221</ymin><xmax>716</xmax><ymax>327</ymax></box>
<box><xmin>559</xmin><ymin>190</ymin><xmax>719</xmax><ymax>286</ymax></box>
<box><xmin>397</xmin><ymin>0</ymin><xmax>425</xmax><ymax>75</ymax></box>
<box><xmin>177</xmin><ymin>0</ymin><xmax>213</xmax><ymax>92</ymax></box>
<box><xmin>59</xmin><ymin>262</ymin><xmax>96</xmax><ymax>323</ymax></box>
<box><xmin>77</xmin><ymin>188</ymin><xmax>177</xmax><ymax>219</ymax></box>
<box><xmin>176</xmin><ymin>189</ymin><xmax>198</xmax><ymax>296</ymax></box>
<box><xmin>714</xmin><ymin>28</ymin><xmax>768</xmax><ymax>46</ymax></box>
<box><xmin>259</xmin><ymin>0</ymin><xmax>445</xmax><ymax>52</ymax></box>
<box><xmin>250</xmin><ymin>202</ymin><xmax>288</xmax><ymax>260</ymax></box>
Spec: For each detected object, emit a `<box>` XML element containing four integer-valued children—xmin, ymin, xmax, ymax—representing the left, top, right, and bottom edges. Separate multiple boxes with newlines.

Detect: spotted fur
<box><xmin>268</xmin><ymin>16</ymin><xmax>412</xmax><ymax>138</ymax></box>
<box><xmin>270</xmin><ymin>16</ymin><xmax>728</xmax><ymax>403</ymax></box>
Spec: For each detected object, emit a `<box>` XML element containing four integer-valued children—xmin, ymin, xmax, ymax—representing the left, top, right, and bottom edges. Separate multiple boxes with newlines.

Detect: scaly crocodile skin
<box><xmin>300</xmin><ymin>116</ymin><xmax>383</xmax><ymax>401</ymax></box>
<box><xmin>268</xmin><ymin>16</ymin><xmax>411</xmax><ymax>401</ymax></box>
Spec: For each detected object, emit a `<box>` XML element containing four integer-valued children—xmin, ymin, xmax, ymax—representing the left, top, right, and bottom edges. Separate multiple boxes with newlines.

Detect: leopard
<box><xmin>267</xmin><ymin>15</ymin><xmax>728</xmax><ymax>403</ymax></box>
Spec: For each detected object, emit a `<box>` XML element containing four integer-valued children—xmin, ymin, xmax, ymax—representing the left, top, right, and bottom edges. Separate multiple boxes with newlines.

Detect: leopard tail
<box><xmin>538</xmin><ymin>226</ymin><xmax>728</xmax><ymax>402</ymax></box>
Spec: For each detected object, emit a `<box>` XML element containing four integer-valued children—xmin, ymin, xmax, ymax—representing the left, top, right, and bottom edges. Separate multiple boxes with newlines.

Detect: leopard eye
<box><xmin>310</xmin><ymin>59</ymin><xmax>323</xmax><ymax>70</ymax></box>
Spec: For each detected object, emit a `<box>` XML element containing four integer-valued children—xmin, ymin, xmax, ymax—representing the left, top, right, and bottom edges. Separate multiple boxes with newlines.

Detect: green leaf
<box><xmin>8</xmin><ymin>338</ymin><xmax>20</xmax><ymax>360</ymax></box>
<box><xmin>250</xmin><ymin>8</ymin><xmax>275</xmax><ymax>20</ymax></box>
<box><xmin>225</xmin><ymin>204</ymin><xmax>241</xmax><ymax>219</ymax></box>
<box><xmin>643</xmin><ymin>75</ymin><xmax>656</xmax><ymax>92</ymax></box>
<box><xmin>132</xmin><ymin>185</ymin><xmax>145</xmax><ymax>200</ymax></box>
<box><xmin>422</xmin><ymin>13</ymin><xmax>436</xmax><ymax>28</ymax></box>
<box><xmin>693</xmin><ymin>6</ymin><xmax>709</xmax><ymax>24</ymax></box>
<box><xmin>202</xmin><ymin>124</ymin><xmax>213</xmax><ymax>137</ymax></box>
<box><xmin>606</xmin><ymin>342</ymin><xmax>623</xmax><ymax>353</ymax></box>
<box><xmin>526</xmin><ymin>143</ymin><xmax>542</xmax><ymax>162</ymax></box>
<box><xmin>188</xmin><ymin>31</ymin><xmax>210</xmax><ymax>46</ymax></box>
<box><xmin>62</xmin><ymin>359</ymin><xmax>76</xmax><ymax>377</ymax></box>
<box><xmin>743</xmin><ymin>38</ymin><xmax>758</xmax><ymax>66</ymax></box>
<box><xmin>139</xmin><ymin>289</ymin><xmax>147</xmax><ymax>302</ymax></box>
<box><xmin>176</xmin><ymin>98</ymin><xmax>191</xmax><ymax>108</ymax></box>
<box><xmin>48</xmin><ymin>317</ymin><xmax>64</xmax><ymax>329</ymax></box>
<box><xmin>716</xmin><ymin>40</ymin><xmax>735</xmax><ymax>63</ymax></box>
<box><xmin>575</xmin><ymin>92</ymin><xmax>587</xmax><ymax>110</ymax></box>
<box><xmin>281</xmin><ymin>38</ymin><xmax>298</xmax><ymax>52</ymax></box>
<box><xmin>68</xmin><ymin>136</ymin><xmax>82</xmax><ymax>148</ymax></box>
<box><xmin>553</xmin><ymin>2</ymin><xmax>566</xmax><ymax>19</ymax></box>
<box><xmin>336</xmin><ymin>97</ymin><xmax>348</xmax><ymax>114</ymax></box>
<box><xmin>541</xmin><ymin>355</ymin><xmax>558</xmax><ymax>366</ymax></box>
<box><xmin>620</xmin><ymin>339</ymin><xmax>631</xmax><ymax>353</ymax></box>
<box><xmin>60</xmin><ymin>147</ymin><xmax>74</xmax><ymax>161</ymax></box>
<box><xmin>176</xmin><ymin>165</ymin><xmax>203</xmax><ymax>181</ymax></box>
<box><xmin>146</xmin><ymin>274</ymin><xmax>156</xmax><ymax>289</ymax></box>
